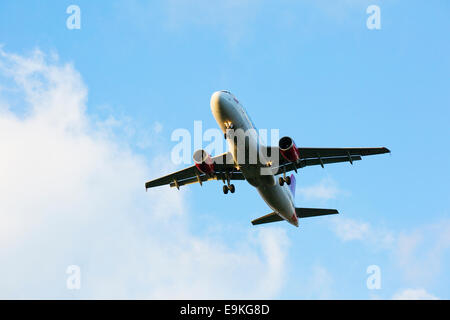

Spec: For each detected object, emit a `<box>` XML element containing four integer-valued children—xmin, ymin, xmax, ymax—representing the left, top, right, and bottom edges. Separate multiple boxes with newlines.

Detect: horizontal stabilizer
<box><xmin>251</xmin><ymin>212</ymin><xmax>283</xmax><ymax>225</ymax></box>
<box><xmin>295</xmin><ymin>207</ymin><xmax>339</xmax><ymax>218</ymax></box>
<box><xmin>251</xmin><ymin>208</ymin><xmax>339</xmax><ymax>226</ymax></box>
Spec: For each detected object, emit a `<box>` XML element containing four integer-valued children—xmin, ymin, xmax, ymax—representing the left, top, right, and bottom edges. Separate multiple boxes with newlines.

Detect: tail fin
<box><xmin>289</xmin><ymin>174</ymin><xmax>296</xmax><ymax>197</ymax></box>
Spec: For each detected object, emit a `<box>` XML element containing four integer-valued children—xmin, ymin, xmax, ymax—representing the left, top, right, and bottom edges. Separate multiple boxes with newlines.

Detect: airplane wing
<box><xmin>145</xmin><ymin>152</ymin><xmax>243</xmax><ymax>190</ymax></box>
<box><xmin>298</xmin><ymin>147</ymin><xmax>391</xmax><ymax>159</ymax></box>
<box><xmin>269</xmin><ymin>147</ymin><xmax>390</xmax><ymax>175</ymax></box>
<box><xmin>146</xmin><ymin>147</ymin><xmax>390</xmax><ymax>189</ymax></box>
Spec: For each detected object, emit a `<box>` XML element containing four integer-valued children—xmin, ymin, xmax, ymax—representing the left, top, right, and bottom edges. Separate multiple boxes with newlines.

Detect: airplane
<box><xmin>145</xmin><ymin>91</ymin><xmax>390</xmax><ymax>227</ymax></box>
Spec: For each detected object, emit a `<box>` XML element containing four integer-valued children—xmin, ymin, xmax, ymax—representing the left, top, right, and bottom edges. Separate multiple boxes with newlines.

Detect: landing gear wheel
<box><xmin>229</xmin><ymin>184</ymin><xmax>235</xmax><ymax>193</ymax></box>
<box><xmin>279</xmin><ymin>177</ymin><xmax>285</xmax><ymax>186</ymax></box>
<box><xmin>285</xmin><ymin>176</ymin><xmax>291</xmax><ymax>185</ymax></box>
<box><xmin>223</xmin><ymin>185</ymin><xmax>229</xmax><ymax>194</ymax></box>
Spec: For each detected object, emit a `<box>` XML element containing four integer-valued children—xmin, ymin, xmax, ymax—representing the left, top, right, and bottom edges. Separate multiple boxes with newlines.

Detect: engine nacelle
<box><xmin>279</xmin><ymin>136</ymin><xmax>300</xmax><ymax>162</ymax></box>
<box><xmin>193</xmin><ymin>149</ymin><xmax>215</xmax><ymax>175</ymax></box>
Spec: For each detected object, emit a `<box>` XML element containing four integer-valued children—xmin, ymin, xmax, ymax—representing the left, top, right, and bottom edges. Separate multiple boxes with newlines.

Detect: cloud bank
<box><xmin>0</xmin><ymin>48</ymin><xmax>289</xmax><ymax>299</ymax></box>
<box><xmin>392</xmin><ymin>288</ymin><xmax>438</xmax><ymax>300</ymax></box>
<box><xmin>297</xmin><ymin>177</ymin><xmax>346</xmax><ymax>201</ymax></box>
<box><xmin>330</xmin><ymin>214</ymin><xmax>450</xmax><ymax>298</ymax></box>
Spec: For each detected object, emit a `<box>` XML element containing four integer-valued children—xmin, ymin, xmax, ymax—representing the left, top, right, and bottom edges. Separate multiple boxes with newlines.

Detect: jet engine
<box><xmin>279</xmin><ymin>136</ymin><xmax>300</xmax><ymax>162</ymax></box>
<box><xmin>193</xmin><ymin>149</ymin><xmax>215</xmax><ymax>175</ymax></box>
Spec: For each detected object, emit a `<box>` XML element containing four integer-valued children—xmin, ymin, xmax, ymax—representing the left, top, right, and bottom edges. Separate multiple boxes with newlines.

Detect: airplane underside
<box><xmin>144</xmin><ymin>90</ymin><xmax>390</xmax><ymax>228</ymax></box>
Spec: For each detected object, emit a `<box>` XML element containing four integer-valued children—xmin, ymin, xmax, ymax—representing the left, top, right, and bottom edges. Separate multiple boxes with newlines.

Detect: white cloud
<box><xmin>329</xmin><ymin>213</ymin><xmax>450</xmax><ymax>288</ymax></box>
<box><xmin>153</xmin><ymin>121</ymin><xmax>163</xmax><ymax>134</ymax></box>
<box><xmin>331</xmin><ymin>217</ymin><xmax>370</xmax><ymax>241</ymax></box>
<box><xmin>297</xmin><ymin>177</ymin><xmax>347</xmax><ymax>201</ymax></box>
<box><xmin>392</xmin><ymin>288</ymin><xmax>438</xmax><ymax>300</ymax></box>
<box><xmin>303</xmin><ymin>264</ymin><xmax>334</xmax><ymax>299</ymax></box>
<box><xmin>330</xmin><ymin>216</ymin><xmax>394</xmax><ymax>249</ymax></box>
<box><xmin>393</xmin><ymin>220</ymin><xmax>450</xmax><ymax>284</ymax></box>
<box><xmin>0</xmin><ymin>48</ymin><xmax>289</xmax><ymax>299</ymax></box>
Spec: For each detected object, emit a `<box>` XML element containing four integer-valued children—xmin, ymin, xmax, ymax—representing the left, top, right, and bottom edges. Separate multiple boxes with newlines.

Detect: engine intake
<box><xmin>193</xmin><ymin>149</ymin><xmax>215</xmax><ymax>175</ymax></box>
<box><xmin>279</xmin><ymin>136</ymin><xmax>300</xmax><ymax>162</ymax></box>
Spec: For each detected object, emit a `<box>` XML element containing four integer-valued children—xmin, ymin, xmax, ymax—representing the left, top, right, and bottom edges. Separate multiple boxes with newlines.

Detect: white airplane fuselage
<box><xmin>210</xmin><ymin>91</ymin><xmax>299</xmax><ymax>227</ymax></box>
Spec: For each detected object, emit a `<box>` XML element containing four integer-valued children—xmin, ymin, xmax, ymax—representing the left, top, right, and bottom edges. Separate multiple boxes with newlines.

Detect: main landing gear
<box><xmin>223</xmin><ymin>184</ymin><xmax>235</xmax><ymax>194</ymax></box>
<box><xmin>222</xmin><ymin>169</ymin><xmax>235</xmax><ymax>194</ymax></box>
<box><xmin>278</xmin><ymin>176</ymin><xmax>291</xmax><ymax>186</ymax></box>
<box><xmin>278</xmin><ymin>167</ymin><xmax>291</xmax><ymax>186</ymax></box>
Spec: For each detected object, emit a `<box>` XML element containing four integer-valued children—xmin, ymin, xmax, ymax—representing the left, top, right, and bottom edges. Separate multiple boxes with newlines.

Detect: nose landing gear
<box><xmin>224</xmin><ymin>122</ymin><xmax>234</xmax><ymax>139</ymax></box>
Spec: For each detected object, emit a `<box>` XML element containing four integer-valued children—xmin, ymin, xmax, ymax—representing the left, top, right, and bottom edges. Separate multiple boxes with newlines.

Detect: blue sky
<box><xmin>0</xmin><ymin>1</ymin><xmax>449</xmax><ymax>299</ymax></box>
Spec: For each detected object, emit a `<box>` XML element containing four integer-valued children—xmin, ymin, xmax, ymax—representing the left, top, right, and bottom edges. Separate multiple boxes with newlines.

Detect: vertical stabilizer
<box><xmin>289</xmin><ymin>174</ymin><xmax>296</xmax><ymax>198</ymax></box>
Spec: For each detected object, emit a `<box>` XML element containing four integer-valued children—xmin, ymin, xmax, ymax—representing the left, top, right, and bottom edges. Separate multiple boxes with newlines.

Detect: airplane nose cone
<box><xmin>210</xmin><ymin>91</ymin><xmax>220</xmax><ymax>112</ymax></box>
<box><xmin>210</xmin><ymin>91</ymin><xmax>231</xmax><ymax>119</ymax></box>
